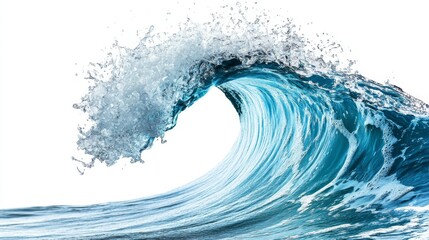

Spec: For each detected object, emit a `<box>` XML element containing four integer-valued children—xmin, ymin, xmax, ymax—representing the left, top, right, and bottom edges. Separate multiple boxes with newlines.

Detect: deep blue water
<box><xmin>1</xmin><ymin>8</ymin><xmax>429</xmax><ymax>240</ymax></box>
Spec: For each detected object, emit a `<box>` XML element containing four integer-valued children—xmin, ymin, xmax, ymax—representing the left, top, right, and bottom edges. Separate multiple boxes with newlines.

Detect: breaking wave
<box><xmin>1</xmin><ymin>4</ymin><xmax>429</xmax><ymax>239</ymax></box>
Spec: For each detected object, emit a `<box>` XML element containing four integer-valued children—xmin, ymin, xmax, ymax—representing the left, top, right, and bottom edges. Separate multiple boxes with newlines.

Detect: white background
<box><xmin>1</xmin><ymin>0</ymin><xmax>428</xmax><ymax>209</ymax></box>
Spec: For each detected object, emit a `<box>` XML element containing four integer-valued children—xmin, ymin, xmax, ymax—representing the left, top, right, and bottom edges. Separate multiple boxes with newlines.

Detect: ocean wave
<box><xmin>1</xmin><ymin>3</ymin><xmax>429</xmax><ymax>239</ymax></box>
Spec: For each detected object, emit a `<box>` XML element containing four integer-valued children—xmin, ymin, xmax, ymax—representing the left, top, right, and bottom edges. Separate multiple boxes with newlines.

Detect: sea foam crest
<box><xmin>73</xmin><ymin>4</ymin><xmax>428</xmax><ymax>168</ymax></box>
<box><xmin>73</xmin><ymin>6</ymin><xmax>344</xmax><ymax>167</ymax></box>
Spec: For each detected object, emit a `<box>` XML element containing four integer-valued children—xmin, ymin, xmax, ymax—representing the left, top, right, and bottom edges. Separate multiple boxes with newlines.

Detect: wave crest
<box><xmin>73</xmin><ymin>6</ymin><xmax>428</xmax><ymax>167</ymax></box>
<box><xmin>73</xmin><ymin>9</ymin><xmax>341</xmax><ymax>166</ymax></box>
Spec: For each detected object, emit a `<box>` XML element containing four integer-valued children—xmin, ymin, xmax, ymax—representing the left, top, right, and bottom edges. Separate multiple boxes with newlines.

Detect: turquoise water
<box><xmin>1</xmin><ymin>6</ymin><xmax>429</xmax><ymax>239</ymax></box>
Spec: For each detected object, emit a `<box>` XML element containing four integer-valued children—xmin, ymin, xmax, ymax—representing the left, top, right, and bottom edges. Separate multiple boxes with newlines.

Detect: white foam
<box><xmin>74</xmin><ymin>5</ymin><xmax>350</xmax><ymax>167</ymax></box>
<box><xmin>356</xmin><ymin>218</ymin><xmax>419</xmax><ymax>239</ymax></box>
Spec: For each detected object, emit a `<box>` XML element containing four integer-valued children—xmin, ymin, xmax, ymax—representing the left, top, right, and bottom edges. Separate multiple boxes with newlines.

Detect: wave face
<box><xmin>1</xmin><ymin>6</ymin><xmax>429</xmax><ymax>240</ymax></box>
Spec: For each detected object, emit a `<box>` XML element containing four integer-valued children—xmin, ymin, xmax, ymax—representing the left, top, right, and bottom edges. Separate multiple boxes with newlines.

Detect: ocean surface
<box><xmin>1</xmin><ymin>4</ymin><xmax>429</xmax><ymax>240</ymax></box>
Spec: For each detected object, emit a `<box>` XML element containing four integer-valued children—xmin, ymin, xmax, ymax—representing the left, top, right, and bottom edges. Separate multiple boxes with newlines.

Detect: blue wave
<box><xmin>1</xmin><ymin>9</ymin><xmax>429</xmax><ymax>240</ymax></box>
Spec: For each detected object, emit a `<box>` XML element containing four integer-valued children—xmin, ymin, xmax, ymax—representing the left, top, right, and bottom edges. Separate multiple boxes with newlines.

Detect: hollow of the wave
<box><xmin>130</xmin><ymin>88</ymin><xmax>240</xmax><ymax>198</ymax></box>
